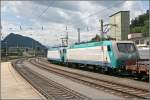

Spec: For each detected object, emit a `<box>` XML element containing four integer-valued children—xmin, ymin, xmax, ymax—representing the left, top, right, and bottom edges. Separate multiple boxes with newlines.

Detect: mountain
<box><xmin>1</xmin><ymin>33</ymin><xmax>47</xmax><ymax>50</ymax></box>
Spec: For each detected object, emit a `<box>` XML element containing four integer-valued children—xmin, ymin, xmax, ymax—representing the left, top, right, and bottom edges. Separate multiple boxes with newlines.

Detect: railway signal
<box><xmin>100</xmin><ymin>19</ymin><xmax>104</xmax><ymax>41</ymax></box>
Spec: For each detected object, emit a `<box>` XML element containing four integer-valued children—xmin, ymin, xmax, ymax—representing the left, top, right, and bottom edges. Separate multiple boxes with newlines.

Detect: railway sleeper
<box><xmin>47</xmin><ymin>59</ymin><xmax>149</xmax><ymax>82</ymax></box>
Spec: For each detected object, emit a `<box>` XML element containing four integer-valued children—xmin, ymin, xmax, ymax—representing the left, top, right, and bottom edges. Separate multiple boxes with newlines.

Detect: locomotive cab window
<box><xmin>117</xmin><ymin>43</ymin><xmax>136</xmax><ymax>53</ymax></box>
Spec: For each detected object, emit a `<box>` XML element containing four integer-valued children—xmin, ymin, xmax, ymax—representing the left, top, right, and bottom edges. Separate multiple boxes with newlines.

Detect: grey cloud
<box><xmin>3</xmin><ymin>0</ymin><xmax>147</xmax><ymax>47</ymax></box>
<box><xmin>40</xmin><ymin>8</ymin><xmax>67</xmax><ymax>24</ymax></box>
<box><xmin>67</xmin><ymin>12</ymin><xmax>86</xmax><ymax>29</ymax></box>
<box><xmin>90</xmin><ymin>1</ymin><xmax>125</xmax><ymax>8</ymax></box>
<box><xmin>9</xmin><ymin>1</ymin><xmax>124</xmax><ymax>31</ymax></box>
<box><xmin>20</xmin><ymin>1</ymin><xmax>84</xmax><ymax>28</ymax></box>
<box><xmin>32</xmin><ymin>1</ymin><xmax>80</xmax><ymax>12</ymax></box>
<box><xmin>37</xmin><ymin>7</ymin><xmax>87</xmax><ymax>30</ymax></box>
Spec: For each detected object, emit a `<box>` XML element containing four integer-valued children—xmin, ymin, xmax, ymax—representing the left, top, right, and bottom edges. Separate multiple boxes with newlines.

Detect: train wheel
<box><xmin>140</xmin><ymin>72</ymin><xmax>149</xmax><ymax>81</ymax></box>
<box><xmin>72</xmin><ymin>63</ymin><xmax>76</xmax><ymax>68</ymax></box>
<box><xmin>106</xmin><ymin>68</ymin><xmax>113</xmax><ymax>75</ymax></box>
<box><xmin>65</xmin><ymin>62</ymin><xmax>68</xmax><ymax>67</ymax></box>
<box><xmin>135</xmin><ymin>73</ymin><xmax>143</xmax><ymax>80</ymax></box>
<box><xmin>99</xmin><ymin>67</ymin><xmax>105</xmax><ymax>74</ymax></box>
<box><xmin>141</xmin><ymin>75</ymin><xmax>149</xmax><ymax>81</ymax></box>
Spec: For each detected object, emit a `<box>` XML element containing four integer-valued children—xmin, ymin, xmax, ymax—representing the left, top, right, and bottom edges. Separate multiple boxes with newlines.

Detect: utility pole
<box><xmin>0</xmin><ymin>25</ymin><xmax>2</xmax><ymax>62</ymax></box>
<box><xmin>66</xmin><ymin>26</ymin><xmax>68</xmax><ymax>46</ymax></box>
<box><xmin>100</xmin><ymin>19</ymin><xmax>104</xmax><ymax>41</ymax></box>
<box><xmin>32</xmin><ymin>40</ymin><xmax>33</xmax><ymax>56</ymax></box>
<box><xmin>5</xmin><ymin>41</ymin><xmax>8</xmax><ymax>61</ymax></box>
<box><xmin>30</xmin><ymin>33</ymin><xmax>34</xmax><ymax>57</ymax></box>
<box><xmin>34</xmin><ymin>42</ymin><xmax>36</xmax><ymax>57</ymax></box>
<box><xmin>60</xmin><ymin>26</ymin><xmax>69</xmax><ymax>47</ymax></box>
<box><xmin>99</xmin><ymin>19</ymin><xmax>105</xmax><ymax>69</ymax></box>
<box><xmin>77</xmin><ymin>28</ymin><xmax>80</xmax><ymax>43</ymax></box>
<box><xmin>17</xmin><ymin>43</ymin><xmax>19</xmax><ymax>58</ymax></box>
<box><xmin>60</xmin><ymin>37</ymin><xmax>65</xmax><ymax>47</ymax></box>
<box><xmin>61</xmin><ymin>38</ymin><xmax>63</xmax><ymax>46</ymax></box>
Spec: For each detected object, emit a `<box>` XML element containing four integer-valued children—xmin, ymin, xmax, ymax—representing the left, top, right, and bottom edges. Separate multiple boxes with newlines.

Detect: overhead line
<box><xmin>8</xmin><ymin>1</ymin><xmax>124</xmax><ymax>33</ymax></box>
<box><xmin>37</xmin><ymin>1</ymin><xmax>55</xmax><ymax>19</ymax></box>
<box><xmin>68</xmin><ymin>1</ymin><xmax>124</xmax><ymax>29</ymax></box>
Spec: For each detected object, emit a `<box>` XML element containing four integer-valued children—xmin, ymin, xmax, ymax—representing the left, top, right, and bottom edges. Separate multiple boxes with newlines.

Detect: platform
<box><xmin>1</xmin><ymin>62</ymin><xmax>46</xmax><ymax>99</ymax></box>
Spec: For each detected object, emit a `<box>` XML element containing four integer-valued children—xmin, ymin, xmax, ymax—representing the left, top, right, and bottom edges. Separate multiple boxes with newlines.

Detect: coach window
<box><xmin>140</xmin><ymin>39</ymin><xmax>144</xmax><ymax>44</ymax></box>
<box><xmin>60</xmin><ymin>50</ymin><xmax>61</xmax><ymax>54</ymax></box>
<box><xmin>107</xmin><ymin>46</ymin><xmax>111</xmax><ymax>51</ymax></box>
<box><xmin>147</xmin><ymin>41</ymin><xmax>149</xmax><ymax>45</ymax></box>
<box><xmin>63</xmin><ymin>49</ymin><xmax>66</xmax><ymax>53</ymax></box>
<box><xmin>135</xmin><ymin>40</ymin><xmax>139</xmax><ymax>45</ymax></box>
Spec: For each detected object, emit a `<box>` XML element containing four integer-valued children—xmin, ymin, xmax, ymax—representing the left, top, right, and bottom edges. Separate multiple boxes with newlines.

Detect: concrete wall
<box><xmin>109</xmin><ymin>11</ymin><xmax>129</xmax><ymax>40</ymax></box>
<box><xmin>121</xmin><ymin>12</ymin><xmax>129</xmax><ymax>40</ymax></box>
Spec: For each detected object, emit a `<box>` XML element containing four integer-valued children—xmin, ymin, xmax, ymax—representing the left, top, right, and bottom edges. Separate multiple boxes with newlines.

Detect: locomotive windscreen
<box><xmin>117</xmin><ymin>43</ymin><xmax>136</xmax><ymax>53</ymax></box>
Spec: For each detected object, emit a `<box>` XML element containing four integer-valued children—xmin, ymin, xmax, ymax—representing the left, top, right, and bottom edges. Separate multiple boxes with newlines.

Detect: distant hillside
<box><xmin>1</xmin><ymin>33</ymin><xmax>47</xmax><ymax>50</ymax></box>
<box><xmin>130</xmin><ymin>10</ymin><xmax>149</xmax><ymax>36</ymax></box>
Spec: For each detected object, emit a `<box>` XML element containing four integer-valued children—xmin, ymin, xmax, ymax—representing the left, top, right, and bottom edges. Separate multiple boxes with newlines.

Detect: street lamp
<box><xmin>30</xmin><ymin>33</ymin><xmax>34</xmax><ymax>57</ymax></box>
<box><xmin>5</xmin><ymin>41</ymin><xmax>8</xmax><ymax>61</ymax></box>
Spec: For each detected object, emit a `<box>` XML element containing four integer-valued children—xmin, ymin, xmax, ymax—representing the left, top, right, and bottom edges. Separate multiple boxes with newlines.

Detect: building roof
<box><xmin>129</xmin><ymin>33</ymin><xmax>143</xmax><ymax>34</ymax></box>
<box><xmin>128</xmin><ymin>36</ymin><xmax>149</xmax><ymax>40</ymax></box>
<box><xmin>109</xmin><ymin>11</ymin><xmax>129</xmax><ymax>17</ymax></box>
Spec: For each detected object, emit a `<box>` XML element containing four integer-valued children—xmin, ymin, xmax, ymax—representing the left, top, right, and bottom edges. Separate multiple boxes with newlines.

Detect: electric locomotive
<box><xmin>47</xmin><ymin>41</ymin><xmax>139</xmax><ymax>72</ymax></box>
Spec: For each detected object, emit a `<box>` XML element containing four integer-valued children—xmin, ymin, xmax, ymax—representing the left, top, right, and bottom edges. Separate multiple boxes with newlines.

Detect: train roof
<box><xmin>48</xmin><ymin>40</ymin><xmax>135</xmax><ymax>50</ymax></box>
<box><xmin>48</xmin><ymin>45</ymin><xmax>67</xmax><ymax>51</ymax></box>
<box><xmin>69</xmin><ymin>40</ymin><xmax>134</xmax><ymax>49</ymax></box>
<box><xmin>48</xmin><ymin>47</ymin><xmax>59</xmax><ymax>51</ymax></box>
<box><xmin>69</xmin><ymin>41</ymin><xmax>111</xmax><ymax>49</ymax></box>
<box><xmin>113</xmin><ymin>41</ymin><xmax>134</xmax><ymax>43</ymax></box>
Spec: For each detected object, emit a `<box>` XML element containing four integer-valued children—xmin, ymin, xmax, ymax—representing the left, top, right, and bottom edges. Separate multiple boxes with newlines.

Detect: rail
<box><xmin>29</xmin><ymin>58</ymin><xmax>149</xmax><ymax>99</ymax></box>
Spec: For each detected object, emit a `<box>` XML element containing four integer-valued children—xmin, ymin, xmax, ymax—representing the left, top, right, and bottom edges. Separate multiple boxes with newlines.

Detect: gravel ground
<box><xmin>23</xmin><ymin>60</ymin><xmax>124</xmax><ymax>100</ymax></box>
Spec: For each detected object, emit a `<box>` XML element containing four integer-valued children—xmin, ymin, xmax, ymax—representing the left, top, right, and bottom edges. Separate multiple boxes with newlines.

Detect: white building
<box><xmin>128</xmin><ymin>33</ymin><xmax>149</xmax><ymax>47</ymax></box>
<box><xmin>128</xmin><ymin>33</ymin><xmax>150</xmax><ymax>60</ymax></box>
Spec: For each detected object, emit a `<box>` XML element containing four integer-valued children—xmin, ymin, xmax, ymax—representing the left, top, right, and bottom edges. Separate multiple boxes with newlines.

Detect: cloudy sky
<box><xmin>1</xmin><ymin>0</ymin><xmax>149</xmax><ymax>47</ymax></box>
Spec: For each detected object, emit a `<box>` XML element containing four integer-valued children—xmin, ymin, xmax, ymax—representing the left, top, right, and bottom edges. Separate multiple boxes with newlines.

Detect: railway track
<box><xmin>29</xmin><ymin>58</ymin><xmax>149</xmax><ymax>100</ymax></box>
<box><xmin>12</xmin><ymin>59</ymin><xmax>91</xmax><ymax>100</ymax></box>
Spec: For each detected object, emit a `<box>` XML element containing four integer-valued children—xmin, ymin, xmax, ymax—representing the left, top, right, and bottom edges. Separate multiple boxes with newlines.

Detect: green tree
<box><xmin>17</xmin><ymin>48</ymin><xmax>22</xmax><ymax>56</ymax></box>
<box><xmin>91</xmin><ymin>34</ymin><xmax>101</xmax><ymax>41</ymax></box>
<box><xmin>142</xmin><ymin>20</ymin><xmax>149</xmax><ymax>37</ymax></box>
<box><xmin>131</xmin><ymin>26</ymin><xmax>142</xmax><ymax>33</ymax></box>
<box><xmin>130</xmin><ymin>10</ymin><xmax>149</xmax><ymax>37</ymax></box>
